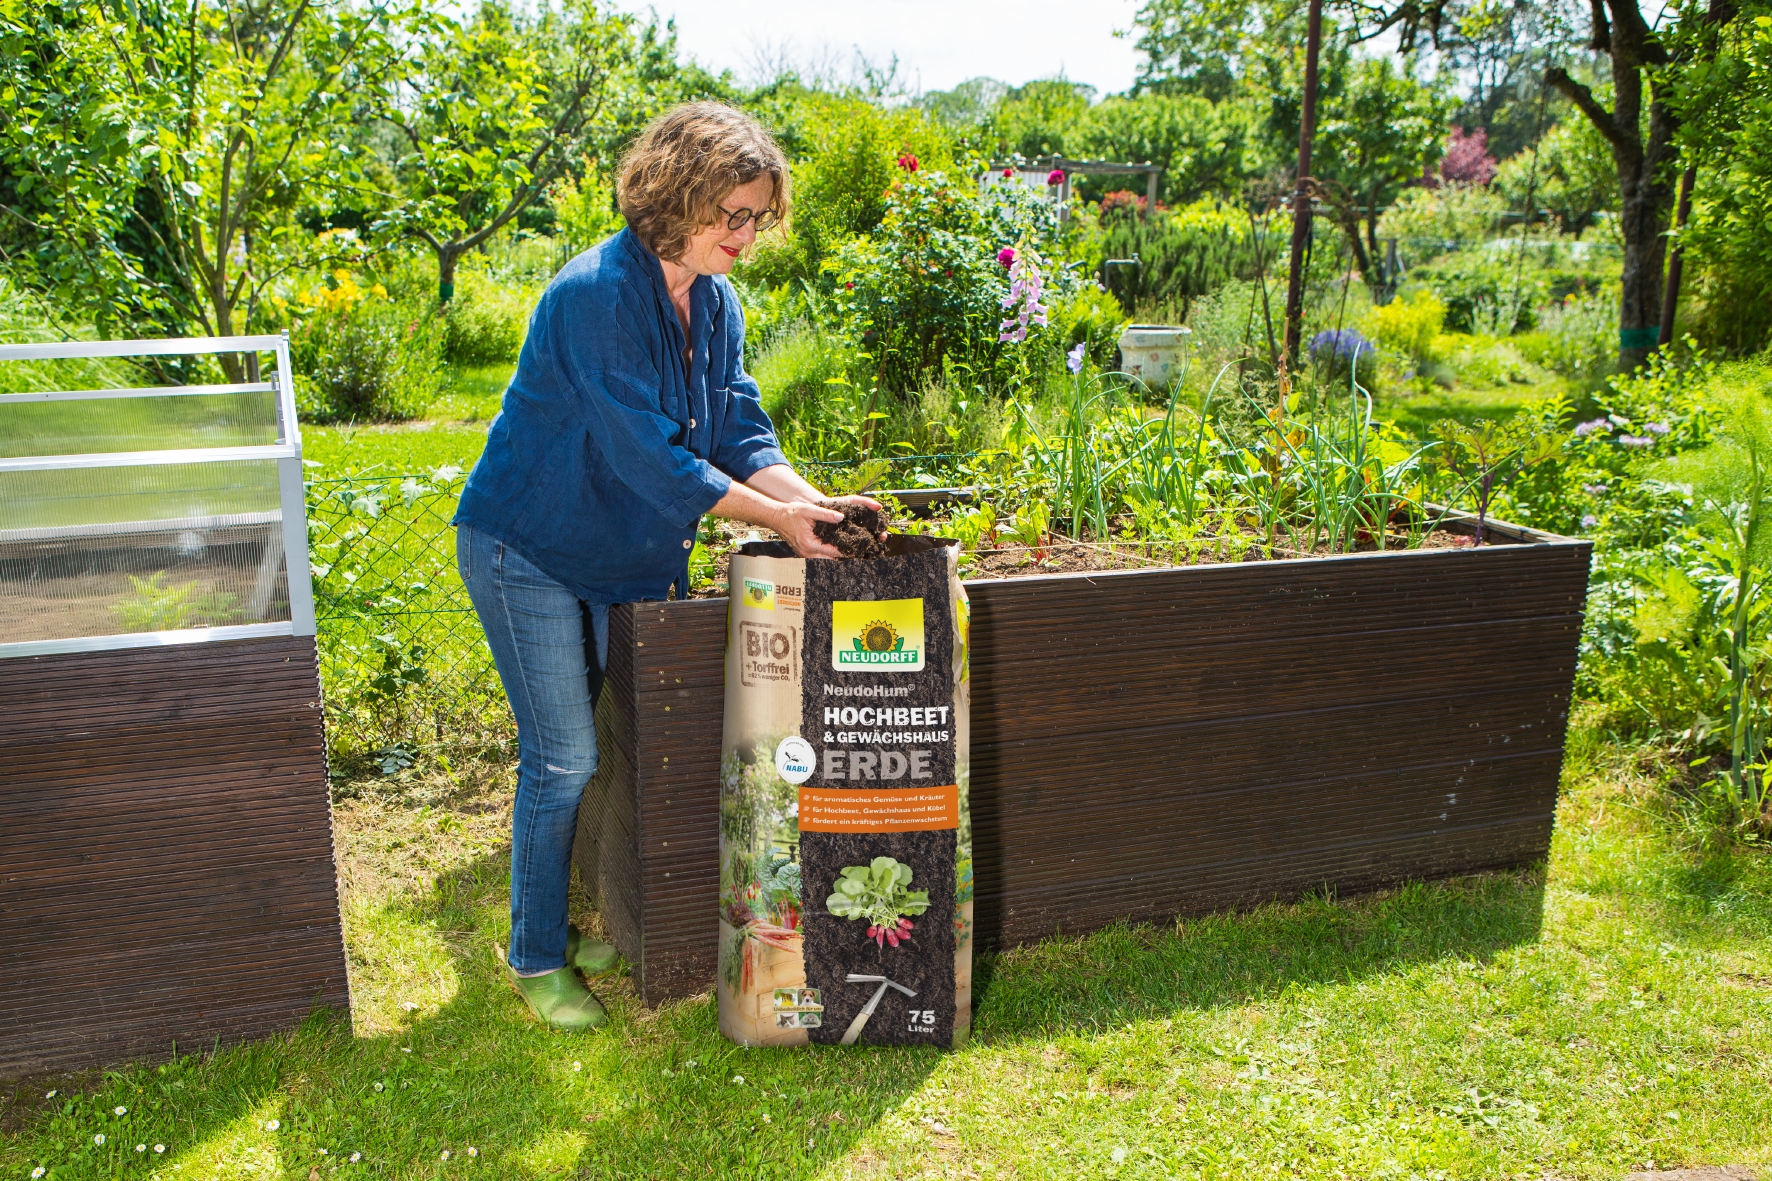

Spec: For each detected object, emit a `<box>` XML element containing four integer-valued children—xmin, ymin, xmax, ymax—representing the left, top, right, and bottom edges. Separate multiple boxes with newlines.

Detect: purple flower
<box><xmin>1573</xmin><ymin>418</ymin><xmax>1611</xmax><ymax>437</ymax></box>
<box><xmin>996</xmin><ymin>246</ymin><xmax>1016</xmax><ymax>268</ymax></box>
<box><xmin>1308</xmin><ymin>328</ymin><xmax>1375</xmax><ymax>363</ymax></box>
<box><xmin>1582</xmin><ymin>483</ymin><xmax>1607</xmax><ymax>496</ymax></box>
<box><xmin>1581</xmin><ymin>515</ymin><xmax>1599</xmax><ymax>528</ymax></box>
<box><xmin>1046</xmin><ymin>169</ymin><xmax>1066</xmax><ymax>186</ymax></box>
<box><xmin>997</xmin><ymin>247</ymin><xmax>1049</xmax><ymax>343</ymax></box>
<box><xmin>1067</xmin><ymin>342</ymin><xmax>1086</xmax><ymax>375</ymax></box>
<box><xmin>1646</xmin><ymin>421</ymin><xmax>1670</xmax><ymax>435</ymax></box>
<box><xmin>1618</xmin><ymin>435</ymin><xmax>1654</xmax><ymax>448</ymax></box>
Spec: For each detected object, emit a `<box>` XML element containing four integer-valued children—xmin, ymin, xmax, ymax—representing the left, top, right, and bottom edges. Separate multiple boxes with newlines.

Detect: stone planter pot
<box><xmin>575</xmin><ymin>515</ymin><xmax>1591</xmax><ymax>1004</ymax></box>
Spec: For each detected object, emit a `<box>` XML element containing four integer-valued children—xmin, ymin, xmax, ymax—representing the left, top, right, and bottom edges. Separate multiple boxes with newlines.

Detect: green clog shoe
<box><xmin>567</xmin><ymin>924</ymin><xmax>619</xmax><ymax>976</ymax></box>
<box><xmin>495</xmin><ymin>944</ymin><xmax>607</xmax><ymax>1032</ymax></box>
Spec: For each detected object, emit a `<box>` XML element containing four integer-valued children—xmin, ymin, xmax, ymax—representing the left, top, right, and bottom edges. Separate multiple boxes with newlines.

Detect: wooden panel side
<box><xmin>0</xmin><ymin>635</ymin><xmax>348</xmax><ymax>1078</ymax></box>
<box><xmin>575</xmin><ymin>604</ymin><xmax>642</xmax><ymax>971</ymax></box>
<box><xmin>629</xmin><ymin>600</ymin><xmax>727</xmax><ymax>1004</ymax></box>
<box><xmin>966</xmin><ymin>542</ymin><xmax>1592</xmax><ymax>946</ymax></box>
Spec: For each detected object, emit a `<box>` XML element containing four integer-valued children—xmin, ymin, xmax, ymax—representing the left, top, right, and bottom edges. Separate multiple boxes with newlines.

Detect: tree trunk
<box><xmin>1658</xmin><ymin>166</ymin><xmax>1696</xmax><ymax>347</ymax></box>
<box><xmin>1283</xmin><ymin>0</ymin><xmax>1325</xmax><ymax>368</ymax></box>
<box><xmin>438</xmin><ymin>245</ymin><xmax>461</xmax><ymax>304</ymax></box>
<box><xmin>1613</xmin><ymin>101</ymin><xmax>1677</xmax><ymax>369</ymax></box>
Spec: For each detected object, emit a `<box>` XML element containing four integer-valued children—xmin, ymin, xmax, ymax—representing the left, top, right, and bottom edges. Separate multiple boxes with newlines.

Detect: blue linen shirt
<box><xmin>453</xmin><ymin>228</ymin><xmax>788</xmax><ymax>603</ymax></box>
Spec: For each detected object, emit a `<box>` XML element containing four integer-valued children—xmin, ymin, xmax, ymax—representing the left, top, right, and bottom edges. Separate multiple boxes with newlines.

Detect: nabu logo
<box><xmin>831</xmin><ymin>599</ymin><xmax>924</xmax><ymax>671</ymax></box>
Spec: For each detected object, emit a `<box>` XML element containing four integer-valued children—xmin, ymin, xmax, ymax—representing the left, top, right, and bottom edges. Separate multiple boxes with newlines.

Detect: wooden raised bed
<box><xmin>575</xmin><ymin>516</ymin><xmax>1592</xmax><ymax>1004</ymax></box>
<box><xmin>1</xmin><ymin>636</ymin><xmax>348</xmax><ymax>1077</ymax></box>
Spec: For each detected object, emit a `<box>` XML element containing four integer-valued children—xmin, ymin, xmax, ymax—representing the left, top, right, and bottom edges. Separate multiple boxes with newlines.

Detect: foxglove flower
<box><xmin>1067</xmin><ymin>342</ymin><xmax>1086</xmax><ymax>374</ymax></box>
<box><xmin>998</xmin><ymin>247</ymin><xmax>1050</xmax><ymax>343</ymax></box>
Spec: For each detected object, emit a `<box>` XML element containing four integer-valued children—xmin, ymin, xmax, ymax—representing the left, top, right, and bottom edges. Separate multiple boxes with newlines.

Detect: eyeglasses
<box><xmin>717</xmin><ymin>205</ymin><xmax>779</xmax><ymax>233</ymax></box>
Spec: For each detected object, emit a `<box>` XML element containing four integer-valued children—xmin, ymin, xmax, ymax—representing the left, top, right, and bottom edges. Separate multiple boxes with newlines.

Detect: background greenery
<box><xmin>4</xmin><ymin>0</ymin><xmax>1772</xmax><ymax>1174</ymax></box>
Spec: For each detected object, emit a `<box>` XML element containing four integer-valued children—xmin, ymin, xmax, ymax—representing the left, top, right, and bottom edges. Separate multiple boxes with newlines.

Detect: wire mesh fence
<box><xmin>307</xmin><ymin>468</ymin><xmax>509</xmax><ymax>775</ymax></box>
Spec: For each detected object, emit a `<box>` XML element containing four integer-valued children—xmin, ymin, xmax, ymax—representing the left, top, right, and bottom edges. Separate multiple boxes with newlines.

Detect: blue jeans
<box><xmin>457</xmin><ymin>524</ymin><xmax>608</xmax><ymax>974</ymax></box>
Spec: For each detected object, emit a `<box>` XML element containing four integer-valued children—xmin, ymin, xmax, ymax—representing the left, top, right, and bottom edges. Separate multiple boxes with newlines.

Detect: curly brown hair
<box><xmin>617</xmin><ymin>102</ymin><xmax>790</xmax><ymax>263</ymax></box>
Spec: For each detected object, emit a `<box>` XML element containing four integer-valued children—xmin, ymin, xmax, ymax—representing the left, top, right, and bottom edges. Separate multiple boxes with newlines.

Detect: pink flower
<box><xmin>897</xmin><ymin>153</ymin><xmax>919</xmax><ymax>172</ymax></box>
<box><xmin>1047</xmin><ymin>169</ymin><xmax>1065</xmax><ymax>186</ymax></box>
<box><xmin>1002</xmin><ymin>167</ymin><xmax>1014</xmax><ymax>177</ymax></box>
<box><xmin>997</xmin><ymin>247</ymin><xmax>1050</xmax><ymax>343</ymax></box>
<box><xmin>996</xmin><ymin>246</ymin><xmax>1016</xmax><ymax>268</ymax></box>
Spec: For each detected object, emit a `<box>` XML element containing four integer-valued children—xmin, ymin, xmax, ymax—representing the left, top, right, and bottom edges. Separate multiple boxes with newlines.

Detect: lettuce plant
<box><xmin>826</xmin><ymin>857</ymin><xmax>930</xmax><ymax>948</ymax></box>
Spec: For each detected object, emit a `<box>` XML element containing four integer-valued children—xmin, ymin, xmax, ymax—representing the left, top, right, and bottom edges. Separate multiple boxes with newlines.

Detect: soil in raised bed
<box><xmin>686</xmin><ymin>515</ymin><xmax>1505</xmax><ymax>598</ymax></box>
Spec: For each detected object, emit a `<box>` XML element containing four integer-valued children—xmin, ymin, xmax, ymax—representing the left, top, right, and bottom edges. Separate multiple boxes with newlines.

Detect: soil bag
<box><xmin>718</xmin><ymin>535</ymin><xmax>972</xmax><ymax>1047</ymax></box>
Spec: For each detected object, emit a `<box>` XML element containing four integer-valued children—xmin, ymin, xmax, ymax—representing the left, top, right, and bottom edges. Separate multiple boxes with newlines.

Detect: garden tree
<box><xmin>0</xmin><ymin>0</ymin><xmax>408</xmax><ymax>352</ymax></box>
<box><xmin>1129</xmin><ymin>0</ymin><xmax>1300</xmax><ymax>100</ymax></box>
<box><xmin>371</xmin><ymin>0</ymin><xmax>668</xmax><ymax>301</ymax></box>
<box><xmin>986</xmin><ymin>80</ymin><xmax>1097</xmax><ymax>160</ymax></box>
<box><xmin>1279</xmin><ymin>53</ymin><xmax>1455</xmax><ymax>289</ymax></box>
<box><xmin>1670</xmin><ymin>0</ymin><xmax>1772</xmax><ymax>351</ymax></box>
<box><xmin>916</xmin><ymin>77</ymin><xmax>1010</xmax><ymax>134</ymax></box>
<box><xmin>0</xmin><ymin>1</ymin><xmax>152</xmax><ymax>333</ymax></box>
<box><xmin>1494</xmin><ymin>115</ymin><xmax>1620</xmax><ymax>235</ymax></box>
<box><xmin>1341</xmin><ymin>0</ymin><xmax>1750</xmax><ymax>368</ymax></box>
<box><xmin>1071</xmin><ymin>93</ymin><xmax>1255</xmax><ymax>204</ymax></box>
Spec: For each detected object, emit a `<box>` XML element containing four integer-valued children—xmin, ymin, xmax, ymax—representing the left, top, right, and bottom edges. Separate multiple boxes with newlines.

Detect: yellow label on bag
<box><xmin>741</xmin><ymin>578</ymin><xmax>775</xmax><ymax>611</ymax></box>
<box><xmin>831</xmin><ymin>598</ymin><xmax>924</xmax><ymax>671</ymax></box>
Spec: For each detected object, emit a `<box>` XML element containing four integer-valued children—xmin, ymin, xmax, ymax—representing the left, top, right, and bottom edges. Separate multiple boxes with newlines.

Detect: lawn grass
<box><xmin>4</xmin><ymin>711</ymin><xmax>1769</xmax><ymax>1180</ymax></box>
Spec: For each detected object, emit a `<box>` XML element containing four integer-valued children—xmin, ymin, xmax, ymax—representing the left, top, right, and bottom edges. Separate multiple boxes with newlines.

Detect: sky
<box><xmin>631</xmin><ymin>0</ymin><xmax>1148</xmax><ymax>98</ymax></box>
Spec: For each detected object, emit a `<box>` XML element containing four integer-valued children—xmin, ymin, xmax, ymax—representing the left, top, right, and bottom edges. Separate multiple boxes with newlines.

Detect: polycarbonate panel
<box><xmin>0</xmin><ymin>462</ymin><xmax>290</xmax><ymax>645</ymax></box>
<box><xmin>0</xmin><ymin>390</ymin><xmax>281</xmax><ymax>459</ymax></box>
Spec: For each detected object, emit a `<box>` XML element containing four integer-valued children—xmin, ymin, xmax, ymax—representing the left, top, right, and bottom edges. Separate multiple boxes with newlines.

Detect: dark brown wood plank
<box><xmin>0</xmin><ymin>635</ymin><xmax>348</xmax><ymax>1078</ymax></box>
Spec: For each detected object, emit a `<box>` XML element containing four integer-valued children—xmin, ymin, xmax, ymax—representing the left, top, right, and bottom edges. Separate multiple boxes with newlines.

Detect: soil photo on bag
<box><xmin>717</xmin><ymin>537</ymin><xmax>972</xmax><ymax>1048</ymax></box>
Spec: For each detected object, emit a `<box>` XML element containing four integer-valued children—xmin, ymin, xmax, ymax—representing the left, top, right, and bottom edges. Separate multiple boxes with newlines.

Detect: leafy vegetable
<box><xmin>826</xmin><ymin>857</ymin><xmax>930</xmax><ymax>947</ymax></box>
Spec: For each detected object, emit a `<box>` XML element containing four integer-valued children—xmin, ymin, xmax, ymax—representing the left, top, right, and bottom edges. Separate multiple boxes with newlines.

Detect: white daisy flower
<box><xmin>94</xmin><ymin>1133</ymin><xmax>106</xmax><ymax>1146</ymax></box>
<box><xmin>572</xmin><ymin>1061</ymin><xmax>582</xmax><ymax>1072</ymax></box>
<box><xmin>115</xmin><ymin>1106</ymin><xmax>128</xmax><ymax>1115</ymax></box>
<box><xmin>45</xmin><ymin>1090</ymin><xmax>56</xmax><ymax>1099</ymax></box>
<box><xmin>350</xmin><ymin>1152</ymin><xmax>362</xmax><ymax>1163</ymax></box>
<box><xmin>136</xmin><ymin>1143</ymin><xmax>147</xmax><ymax>1152</ymax></box>
<box><xmin>154</xmin><ymin>1144</ymin><xmax>166</xmax><ymax>1153</ymax></box>
<box><xmin>440</xmin><ymin>1150</ymin><xmax>451</xmax><ymax>1161</ymax></box>
<box><xmin>466</xmin><ymin>1147</ymin><xmax>478</xmax><ymax>1158</ymax></box>
<box><xmin>265</xmin><ymin>1119</ymin><xmax>280</xmax><ymax>1131</ymax></box>
<box><xmin>761</xmin><ymin>1113</ymin><xmax>771</xmax><ymax>1123</ymax></box>
<box><xmin>33</xmin><ymin>1168</ymin><xmax>46</xmax><ymax>1178</ymax></box>
<box><xmin>373</xmin><ymin>1082</ymin><xmax>385</xmax><ymax>1092</ymax></box>
<box><xmin>319</xmin><ymin>1148</ymin><xmax>328</xmax><ymax>1155</ymax></box>
<box><xmin>732</xmin><ymin>1075</ymin><xmax>744</xmax><ymax>1085</ymax></box>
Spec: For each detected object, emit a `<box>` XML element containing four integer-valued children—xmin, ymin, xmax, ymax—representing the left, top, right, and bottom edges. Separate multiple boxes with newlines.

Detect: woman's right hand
<box><xmin>774</xmin><ymin>500</ymin><xmax>846</xmax><ymax>559</ymax></box>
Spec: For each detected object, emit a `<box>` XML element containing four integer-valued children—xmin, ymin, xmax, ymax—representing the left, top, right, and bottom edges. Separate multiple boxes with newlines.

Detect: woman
<box><xmin>453</xmin><ymin>102</ymin><xmax>873</xmax><ymax>1030</ymax></box>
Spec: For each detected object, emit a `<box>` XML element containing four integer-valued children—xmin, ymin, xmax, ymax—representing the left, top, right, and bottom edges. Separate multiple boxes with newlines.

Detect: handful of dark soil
<box><xmin>813</xmin><ymin>501</ymin><xmax>890</xmax><ymax>559</ymax></box>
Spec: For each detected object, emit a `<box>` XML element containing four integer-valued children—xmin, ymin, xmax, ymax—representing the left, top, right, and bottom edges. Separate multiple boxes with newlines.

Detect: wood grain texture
<box><xmin>0</xmin><ymin>635</ymin><xmax>349</xmax><ymax>1079</ymax></box>
<box><xmin>573</xmin><ymin>535</ymin><xmax>1592</xmax><ymax>1004</ymax></box>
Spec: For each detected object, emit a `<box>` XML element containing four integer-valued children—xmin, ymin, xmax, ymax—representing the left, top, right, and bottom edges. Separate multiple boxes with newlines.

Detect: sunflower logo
<box><xmin>747</xmin><ymin>585</ymin><xmax>768</xmax><ymax>604</ymax></box>
<box><xmin>857</xmin><ymin>620</ymin><xmax>901</xmax><ymax>653</ymax></box>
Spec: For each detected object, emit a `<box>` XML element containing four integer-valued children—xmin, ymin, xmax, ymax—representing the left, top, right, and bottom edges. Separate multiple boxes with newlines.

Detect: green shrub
<box><xmin>549</xmin><ymin>167</ymin><xmax>624</xmax><ymax>256</ymax></box>
<box><xmin>1379</xmin><ymin>182</ymin><xmax>1507</xmax><ymax>256</ymax></box>
<box><xmin>1515</xmin><ymin>288</ymin><xmax>1619</xmax><ymax>386</ymax></box>
<box><xmin>1052</xmin><ymin>284</ymin><xmax>1127</xmax><ymax>371</ymax></box>
<box><xmin>442</xmin><ymin>271</ymin><xmax>534</xmax><ymax>367</ymax></box>
<box><xmin>292</xmin><ymin>281</ymin><xmax>445</xmax><ymax>423</ymax></box>
<box><xmin>1097</xmin><ymin>199</ymin><xmax>1250</xmax><ymax>317</ymax></box>
<box><xmin>1405</xmin><ymin>250</ymin><xmax>1543</xmax><ymax>335</ymax></box>
<box><xmin>1362</xmin><ymin>290</ymin><xmax>1445</xmax><ymax>366</ymax></box>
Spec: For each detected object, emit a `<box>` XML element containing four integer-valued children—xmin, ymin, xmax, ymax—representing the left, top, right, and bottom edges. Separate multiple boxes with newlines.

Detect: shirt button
<box><xmin>683</xmin><ymin>539</ymin><xmax>693</xmax><ymax>549</ymax></box>
<box><xmin>689</xmin><ymin>418</ymin><xmax>697</xmax><ymax>428</ymax></box>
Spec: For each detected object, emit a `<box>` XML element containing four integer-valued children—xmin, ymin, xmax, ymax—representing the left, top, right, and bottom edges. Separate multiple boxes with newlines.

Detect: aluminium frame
<box><xmin>0</xmin><ymin>333</ymin><xmax>315</xmax><ymax>659</ymax></box>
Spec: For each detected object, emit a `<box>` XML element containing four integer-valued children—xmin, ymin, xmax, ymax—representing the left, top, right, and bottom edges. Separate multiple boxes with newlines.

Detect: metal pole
<box><xmin>1283</xmin><ymin>0</ymin><xmax>1325</xmax><ymax>368</ymax></box>
<box><xmin>1658</xmin><ymin>166</ymin><xmax>1696</xmax><ymax>349</ymax></box>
